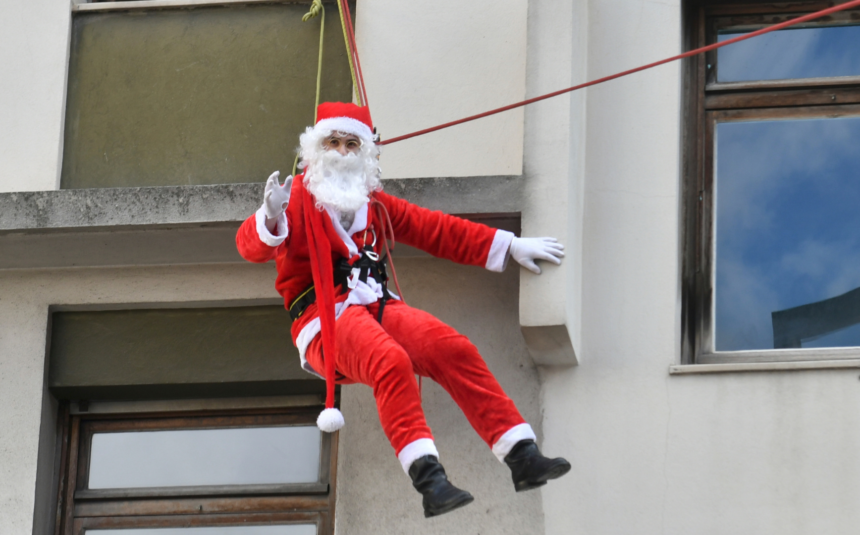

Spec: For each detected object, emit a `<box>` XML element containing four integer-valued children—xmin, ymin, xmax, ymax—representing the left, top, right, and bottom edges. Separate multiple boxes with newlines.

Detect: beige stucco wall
<box><xmin>356</xmin><ymin>0</ymin><xmax>528</xmax><ymax>179</ymax></box>
<box><xmin>0</xmin><ymin>0</ymin><xmax>71</xmax><ymax>193</ymax></box>
<box><xmin>538</xmin><ymin>0</ymin><xmax>860</xmax><ymax>534</ymax></box>
<box><xmin>519</xmin><ymin>0</ymin><xmax>587</xmax><ymax>361</ymax></box>
<box><xmin>0</xmin><ymin>259</ymin><xmax>543</xmax><ymax>533</ymax></box>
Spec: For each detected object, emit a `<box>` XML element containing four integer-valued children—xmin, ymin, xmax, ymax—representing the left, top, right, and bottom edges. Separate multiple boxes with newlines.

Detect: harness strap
<box><xmin>288</xmin><ymin>285</ymin><xmax>318</xmax><ymax>320</ymax></box>
<box><xmin>288</xmin><ymin>252</ymin><xmax>391</xmax><ymax>322</ymax></box>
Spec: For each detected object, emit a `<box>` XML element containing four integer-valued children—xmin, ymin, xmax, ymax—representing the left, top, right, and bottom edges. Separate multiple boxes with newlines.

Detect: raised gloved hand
<box><xmin>263</xmin><ymin>171</ymin><xmax>293</xmax><ymax>219</ymax></box>
<box><xmin>509</xmin><ymin>237</ymin><xmax>564</xmax><ymax>274</ymax></box>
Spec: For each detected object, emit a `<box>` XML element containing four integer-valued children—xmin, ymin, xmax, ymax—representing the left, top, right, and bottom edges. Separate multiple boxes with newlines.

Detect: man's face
<box><xmin>323</xmin><ymin>133</ymin><xmax>362</xmax><ymax>156</ymax></box>
<box><xmin>302</xmin><ymin>127</ymin><xmax>380</xmax><ymax>213</ymax></box>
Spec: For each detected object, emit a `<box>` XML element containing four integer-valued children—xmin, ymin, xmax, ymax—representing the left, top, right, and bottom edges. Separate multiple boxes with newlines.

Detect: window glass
<box><xmin>88</xmin><ymin>426</ymin><xmax>321</xmax><ymax>488</ymax></box>
<box><xmin>717</xmin><ymin>25</ymin><xmax>860</xmax><ymax>82</ymax></box>
<box><xmin>87</xmin><ymin>527</ymin><xmax>316</xmax><ymax>535</ymax></box>
<box><xmin>62</xmin><ymin>4</ymin><xmax>352</xmax><ymax>189</ymax></box>
<box><xmin>714</xmin><ymin>116</ymin><xmax>860</xmax><ymax>351</ymax></box>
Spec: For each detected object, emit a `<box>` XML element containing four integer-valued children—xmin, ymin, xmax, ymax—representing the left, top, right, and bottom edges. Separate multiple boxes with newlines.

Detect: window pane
<box><xmin>87</xmin><ymin>527</ymin><xmax>316</xmax><ymax>535</ymax></box>
<box><xmin>717</xmin><ymin>25</ymin><xmax>860</xmax><ymax>82</ymax></box>
<box><xmin>714</xmin><ymin>116</ymin><xmax>860</xmax><ymax>351</ymax></box>
<box><xmin>88</xmin><ymin>426</ymin><xmax>320</xmax><ymax>488</ymax></box>
<box><xmin>62</xmin><ymin>4</ymin><xmax>352</xmax><ymax>189</ymax></box>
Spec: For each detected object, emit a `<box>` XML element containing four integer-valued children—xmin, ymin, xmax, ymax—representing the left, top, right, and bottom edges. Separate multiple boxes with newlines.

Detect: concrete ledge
<box><xmin>0</xmin><ymin>176</ymin><xmax>521</xmax><ymax>232</ymax></box>
<box><xmin>381</xmin><ymin>175</ymin><xmax>523</xmax><ymax>215</ymax></box>
<box><xmin>670</xmin><ymin>359</ymin><xmax>860</xmax><ymax>375</ymax></box>
<box><xmin>0</xmin><ymin>176</ymin><xmax>522</xmax><ymax>269</ymax></box>
<box><xmin>0</xmin><ymin>183</ymin><xmax>260</xmax><ymax>231</ymax></box>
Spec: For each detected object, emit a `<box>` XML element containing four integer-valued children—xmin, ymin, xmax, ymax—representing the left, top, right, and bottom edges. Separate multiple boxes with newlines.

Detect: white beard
<box><xmin>305</xmin><ymin>151</ymin><xmax>378</xmax><ymax>214</ymax></box>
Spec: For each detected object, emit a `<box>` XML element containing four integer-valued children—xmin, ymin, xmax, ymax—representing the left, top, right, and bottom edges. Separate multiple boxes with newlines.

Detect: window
<box><xmin>63</xmin><ymin>0</ymin><xmax>353</xmax><ymax>189</ymax></box>
<box><xmin>44</xmin><ymin>305</ymin><xmax>333</xmax><ymax>533</ymax></box>
<box><xmin>682</xmin><ymin>0</ymin><xmax>860</xmax><ymax>364</ymax></box>
<box><xmin>56</xmin><ymin>402</ymin><xmax>336</xmax><ymax>534</ymax></box>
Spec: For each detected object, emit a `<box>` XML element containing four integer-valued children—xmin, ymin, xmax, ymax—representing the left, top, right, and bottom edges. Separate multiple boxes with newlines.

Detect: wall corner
<box><xmin>521</xmin><ymin>324</ymin><xmax>578</xmax><ymax>367</ymax></box>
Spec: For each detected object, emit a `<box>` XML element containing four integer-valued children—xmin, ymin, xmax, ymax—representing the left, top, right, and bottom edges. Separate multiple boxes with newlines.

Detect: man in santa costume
<box><xmin>236</xmin><ymin>102</ymin><xmax>570</xmax><ymax>518</ymax></box>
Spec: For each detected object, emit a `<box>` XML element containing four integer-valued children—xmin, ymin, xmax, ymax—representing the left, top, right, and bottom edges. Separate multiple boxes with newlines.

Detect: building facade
<box><xmin>3</xmin><ymin>0</ymin><xmax>860</xmax><ymax>533</ymax></box>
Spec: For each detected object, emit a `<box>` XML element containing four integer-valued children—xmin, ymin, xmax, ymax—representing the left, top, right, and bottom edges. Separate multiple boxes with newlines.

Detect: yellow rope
<box><xmin>292</xmin><ymin>0</ymin><xmax>361</xmax><ymax>175</ymax></box>
<box><xmin>336</xmin><ymin>0</ymin><xmax>362</xmax><ymax>106</ymax></box>
<box><xmin>303</xmin><ymin>0</ymin><xmax>326</xmax><ymax>121</ymax></box>
<box><xmin>294</xmin><ymin>0</ymin><xmax>327</xmax><ymax>176</ymax></box>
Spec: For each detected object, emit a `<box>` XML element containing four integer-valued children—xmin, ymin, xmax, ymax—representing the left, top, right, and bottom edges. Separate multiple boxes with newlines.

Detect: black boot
<box><xmin>504</xmin><ymin>439</ymin><xmax>571</xmax><ymax>492</ymax></box>
<box><xmin>408</xmin><ymin>455</ymin><xmax>474</xmax><ymax>518</ymax></box>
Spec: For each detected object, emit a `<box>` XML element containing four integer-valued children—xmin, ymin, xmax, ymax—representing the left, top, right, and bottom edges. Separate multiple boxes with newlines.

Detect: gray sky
<box><xmin>89</xmin><ymin>425</ymin><xmax>320</xmax><ymax>488</ymax></box>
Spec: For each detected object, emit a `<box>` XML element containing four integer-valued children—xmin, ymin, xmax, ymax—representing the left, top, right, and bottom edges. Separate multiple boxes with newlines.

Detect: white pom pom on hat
<box><xmin>317</xmin><ymin>407</ymin><xmax>345</xmax><ymax>433</ymax></box>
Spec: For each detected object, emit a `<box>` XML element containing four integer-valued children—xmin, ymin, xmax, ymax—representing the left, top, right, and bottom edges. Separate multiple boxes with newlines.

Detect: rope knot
<box><xmin>302</xmin><ymin>0</ymin><xmax>324</xmax><ymax>22</ymax></box>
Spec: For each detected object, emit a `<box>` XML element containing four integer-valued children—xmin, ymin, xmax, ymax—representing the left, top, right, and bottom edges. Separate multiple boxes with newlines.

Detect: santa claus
<box><xmin>236</xmin><ymin>102</ymin><xmax>569</xmax><ymax>518</ymax></box>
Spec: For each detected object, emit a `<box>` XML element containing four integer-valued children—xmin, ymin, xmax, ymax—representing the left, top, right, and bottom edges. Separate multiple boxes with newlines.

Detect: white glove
<box><xmin>509</xmin><ymin>237</ymin><xmax>564</xmax><ymax>274</ymax></box>
<box><xmin>263</xmin><ymin>171</ymin><xmax>293</xmax><ymax>219</ymax></box>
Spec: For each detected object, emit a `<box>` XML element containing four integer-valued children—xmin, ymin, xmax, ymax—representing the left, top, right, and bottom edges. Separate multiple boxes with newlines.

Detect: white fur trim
<box><xmin>255</xmin><ymin>205</ymin><xmax>288</xmax><ymax>247</ymax></box>
<box><xmin>317</xmin><ymin>408</ymin><xmax>345</xmax><ymax>432</ymax></box>
<box><xmin>323</xmin><ymin>202</ymin><xmax>369</xmax><ymax>257</ymax></box>
<box><xmin>398</xmin><ymin>438</ymin><xmax>439</xmax><ymax>474</ymax></box>
<box><xmin>345</xmin><ymin>203</ymin><xmax>368</xmax><ymax>235</ymax></box>
<box><xmin>295</xmin><ymin>279</ymin><xmax>401</xmax><ymax>378</ymax></box>
<box><xmin>491</xmin><ymin>423</ymin><xmax>536</xmax><ymax>463</ymax></box>
<box><xmin>485</xmin><ymin>229</ymin><xmax>514</xmax><ymax>272</ymax></box>
<box><xmin>315</xmin><ymin>117</ymin><xmax>373</xmax><ymax>141</ymax></box>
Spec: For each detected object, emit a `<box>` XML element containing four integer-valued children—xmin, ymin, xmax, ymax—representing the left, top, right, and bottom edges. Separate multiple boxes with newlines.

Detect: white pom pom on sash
<box><xmin>317</xmin><ymin>408</ymin><xmax>345</xmax><ymax>433</ymax></box>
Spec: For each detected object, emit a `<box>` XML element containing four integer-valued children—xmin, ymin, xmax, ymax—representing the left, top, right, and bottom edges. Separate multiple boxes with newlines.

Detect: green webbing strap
<box><xmin>294</xmin><ymin>0</ymin><xmax>327</xmax><ymax>176</ymax></box>
<box><xmin>303</xmin><ymin>0</ymin><xmax>326</xmax><ymax>121</ymax></box>
<box><xmin>336</xmin><ymin>0</ymin><xmax>362</xmax><ymax>106</ymax></box>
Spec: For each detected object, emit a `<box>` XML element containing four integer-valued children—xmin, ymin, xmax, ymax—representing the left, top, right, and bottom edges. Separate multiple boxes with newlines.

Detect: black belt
<box><xmin>289</xmin><ymin>247</ymin><xmax>392</xmax><ymax>322</ymax></box>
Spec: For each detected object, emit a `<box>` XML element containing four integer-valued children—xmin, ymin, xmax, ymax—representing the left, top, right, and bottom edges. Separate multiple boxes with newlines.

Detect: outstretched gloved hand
<box><xmin>264</xmin><ymin>171</ymin><xmax>293</xmax><ymax>219</ymax></box>
<box><xmin>509</xmin><ymin>237</ymin><xmax>564</xmax><ymax>274</ymax></box>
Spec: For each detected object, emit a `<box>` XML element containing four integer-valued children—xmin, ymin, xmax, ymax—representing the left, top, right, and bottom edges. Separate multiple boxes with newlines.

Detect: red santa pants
<box><xmin>305</xmin><ymin>299</ymin><xmax>527</xmax><ymax>459</ymax></box>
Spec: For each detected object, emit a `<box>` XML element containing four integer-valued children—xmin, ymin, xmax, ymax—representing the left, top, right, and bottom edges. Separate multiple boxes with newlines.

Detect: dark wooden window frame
<box><xmin>78</xmin><ymin>1</ymin><xmax>323</xmax><ymax>11</ymax></box>
<box><xmin>681</xmin><ymin>0</ymin><xmax>860</xmax><ymax>365</ymax></box>
<box><xmin>83</xmin><ymin>1</ymin><xmax>317</xmax><ymax>5</ymax></box>
<box><xmin>56</xmin><ymin>404</ymin><xmax>337</xmax><ymax>535</ymax></box>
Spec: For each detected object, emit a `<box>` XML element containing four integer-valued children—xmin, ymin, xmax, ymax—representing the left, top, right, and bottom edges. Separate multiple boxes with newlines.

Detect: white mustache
<box><xmin>319</xmin><ymin>150</ymin><xmax>364</xmax><ymax>176</ymax></box>
<box><xmin>306</xmin><ymin>151</ymin><xmax>373</xmax><ymax>213</ymax></box>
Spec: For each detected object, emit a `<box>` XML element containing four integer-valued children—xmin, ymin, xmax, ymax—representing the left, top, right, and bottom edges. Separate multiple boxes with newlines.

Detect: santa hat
<box><xmin>304</xmin><ymin>102</ymin><xmax>374</xmax><ymax>433</ymax></box>
<box><xmin>313</xmin><ymin>102</ymin><xmax>374</xmax><ymax>141</ymax></box>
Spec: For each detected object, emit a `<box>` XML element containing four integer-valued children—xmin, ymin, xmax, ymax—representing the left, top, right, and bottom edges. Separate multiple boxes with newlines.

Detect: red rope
<box><xmin>378</xmin><ymin>0</ymin><xmax>860</xmax><ymax>146</ymax></box>
<box><xmin>371</xmin><ymin>198</ymin><xmax>418</xmax><ymax>392</ymax></box>
<box><xmin>340</xmin><ymin>0</ymin><xmax>369</xmax><ymax>108</ymax></box>
<box><xmin>371</xmin><ymin>199</ymin><xmax>404</xmax><ymax>300</ymax></box>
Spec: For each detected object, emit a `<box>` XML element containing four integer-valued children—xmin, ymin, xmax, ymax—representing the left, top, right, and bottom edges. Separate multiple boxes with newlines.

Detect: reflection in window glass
<box><xmin>89</xmin><ymin>426</ymin><xmax>320</xmax><ymax>489</ymax></box>
<box><xmin>717</xmin><ymin>25</ymin><xmax>860</xmax><ymax>82</ymax></box>
<box><xmin>88</xmin><ymin>526</ymin><xmax>316</xmax><ymax>535</ymax></box>
<box><xmin>803</xmin><ymin>321</ymin><xmax>860</xmax><ymax>349</ymax></box>
<box><xmin>714</xmin><ymin>116</ymin><xmax>860</xmax><ymax>351</ymax></box>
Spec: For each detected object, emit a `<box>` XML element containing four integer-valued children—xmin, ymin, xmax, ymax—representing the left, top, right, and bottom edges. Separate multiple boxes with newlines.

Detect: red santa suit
<box><xmin>236</xmin><ymin>105</ymin><xmax>536</xmax><ymax>473</ymax></box>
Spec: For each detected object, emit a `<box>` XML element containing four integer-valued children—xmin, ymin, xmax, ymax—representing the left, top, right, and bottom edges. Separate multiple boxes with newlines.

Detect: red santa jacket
<box><xmin>236</xmin><ymin>175</ymin><xmax>514</xmax><ymax>374</ymax></box>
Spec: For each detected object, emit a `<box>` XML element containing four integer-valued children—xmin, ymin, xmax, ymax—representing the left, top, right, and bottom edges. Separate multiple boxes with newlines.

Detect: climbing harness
<box><xmin>287</xmin><ymin>235</ymin><xmax>394</xmax><ymax>323</ymax></box>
